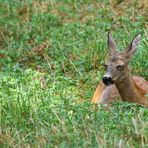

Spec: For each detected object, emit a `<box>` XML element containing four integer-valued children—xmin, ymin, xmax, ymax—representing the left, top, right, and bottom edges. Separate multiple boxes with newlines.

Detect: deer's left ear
<box><xmin>125</xmin><ymin>34</ymin><xmax>141</xmax><ymax>57</ymax></box>
<box><xmin>108</xmin><ymin>32</ymin><xmax>117</xmax><ymax>54</ymax></box>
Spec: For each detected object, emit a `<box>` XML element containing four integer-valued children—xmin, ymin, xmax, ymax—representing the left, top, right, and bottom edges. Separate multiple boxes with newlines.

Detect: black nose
<box><xmin>102</xmin><ymin>76</ymin><xmax>114</xmax><ymax>86</ymax></box>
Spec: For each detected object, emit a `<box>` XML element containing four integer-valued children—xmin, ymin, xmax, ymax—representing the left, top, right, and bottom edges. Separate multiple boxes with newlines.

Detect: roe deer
<box><xmin>92</xmin><ymin>33</ymin><xmax>148</xmax><ymax>107</ymax></box>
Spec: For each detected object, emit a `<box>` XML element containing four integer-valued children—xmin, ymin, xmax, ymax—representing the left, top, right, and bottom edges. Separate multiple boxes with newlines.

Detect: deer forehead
<box><xmin>110</xmin><ymin>52</ymin><xmax>126</xmax><ymax>63</ymax></box>
<box><xmin>107</xmin><ymin>60</ymin><xmax>125</xmax><ymax>66</ymax></box>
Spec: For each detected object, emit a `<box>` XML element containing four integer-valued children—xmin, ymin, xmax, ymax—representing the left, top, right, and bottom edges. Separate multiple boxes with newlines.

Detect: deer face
<box><xmin>102</xmin><ymin>33</ymin><xmax>141</xmax><ymax>86</ymax></box>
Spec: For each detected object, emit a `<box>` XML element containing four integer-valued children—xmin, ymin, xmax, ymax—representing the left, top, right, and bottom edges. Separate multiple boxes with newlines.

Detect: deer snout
<box><xmin>102</xmin><ymin>75</ymin><xmax>114</xmax><ymax>86</ymax></box>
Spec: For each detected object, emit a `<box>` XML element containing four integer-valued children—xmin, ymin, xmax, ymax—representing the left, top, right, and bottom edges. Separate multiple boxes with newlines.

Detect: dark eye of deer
<box><xmin>117</xmin><ymin>65</ymin><xmax>124</xmax><ymax>70</ymax></box>
<box><xmin>103</xmin><ymin>64</ymin><xmax>108</xmax><ymax>70</ymax></box>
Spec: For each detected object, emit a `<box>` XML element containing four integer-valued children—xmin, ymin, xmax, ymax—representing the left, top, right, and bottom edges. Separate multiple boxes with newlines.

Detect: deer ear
<box><xmin>126</xmin><ymin>34</ymin><xmax>141</xmax><ymax>57</ymax></box>
<box><xmin>108</xmin><ymin>32</ymin><xmax>117</xmax><ymax>54</ymax></box>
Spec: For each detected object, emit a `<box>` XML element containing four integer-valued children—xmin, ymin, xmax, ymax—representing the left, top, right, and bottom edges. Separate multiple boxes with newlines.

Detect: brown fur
<box><xmin>92</xmin><ymin>33</ymin><xmax>148</xmax><ymax>107</ymax></box>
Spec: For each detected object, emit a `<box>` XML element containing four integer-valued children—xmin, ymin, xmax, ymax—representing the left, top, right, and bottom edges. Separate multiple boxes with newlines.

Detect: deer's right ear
<box><xmin>125</xmin><ymin>34</ymin><xmax>141</xmax><ymax>58</ymax></box>
<box><xmin>108</xmin><ymin>32</ymin><xmax>117</xmax><ymax>54</ymax></box>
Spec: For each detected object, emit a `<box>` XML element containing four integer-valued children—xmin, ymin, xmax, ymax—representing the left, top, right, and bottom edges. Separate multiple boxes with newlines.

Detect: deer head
<box><xmin>102</xmin><ymin>33</ymin><xmax>141</xmax><ymax>86</ymax></box>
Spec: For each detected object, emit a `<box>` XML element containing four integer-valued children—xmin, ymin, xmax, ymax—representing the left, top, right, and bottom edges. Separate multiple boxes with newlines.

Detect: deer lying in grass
<box><xmin>92</xmin><ymin>33</ymin><xmax>148</xmax><ymax>107</ymax></box>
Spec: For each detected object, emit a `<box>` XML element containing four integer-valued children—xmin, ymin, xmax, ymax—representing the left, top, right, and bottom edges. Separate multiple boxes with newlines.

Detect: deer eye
<box><xmin>103</xmin><ymin>64</ymin><xmax>108</xmax><ymax>70</ymax></box>
<box><xmin>117</xmin><ymin>65</ymin><xmax>124</xmax><ymax>70</ymax></box>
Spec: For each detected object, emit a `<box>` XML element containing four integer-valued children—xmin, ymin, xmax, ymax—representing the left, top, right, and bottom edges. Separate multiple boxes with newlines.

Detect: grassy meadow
<box><xmin>0</xmin><ymin>0</ymin><xmax>148</xmax><ymax>147</ymax></box>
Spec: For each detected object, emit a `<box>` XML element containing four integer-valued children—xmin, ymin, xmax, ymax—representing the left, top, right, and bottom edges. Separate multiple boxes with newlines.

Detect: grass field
<box><xmin>0</xmin><ymin>0</ymin><xmax>148</xmax><ymax>147</ymax></box>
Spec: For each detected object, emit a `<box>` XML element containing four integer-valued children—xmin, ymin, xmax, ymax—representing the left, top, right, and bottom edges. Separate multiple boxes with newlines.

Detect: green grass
<box><xmin>0</xmin><ymin>0</ymin><xmax>148</xmax><ymax>147</ymax></box>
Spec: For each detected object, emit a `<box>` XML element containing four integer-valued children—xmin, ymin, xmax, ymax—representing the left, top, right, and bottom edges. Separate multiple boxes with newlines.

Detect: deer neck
<box><xmin>115</xmin><ymin>74</ymin><xmax>147</xmax><ymax>106</ymax></box>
